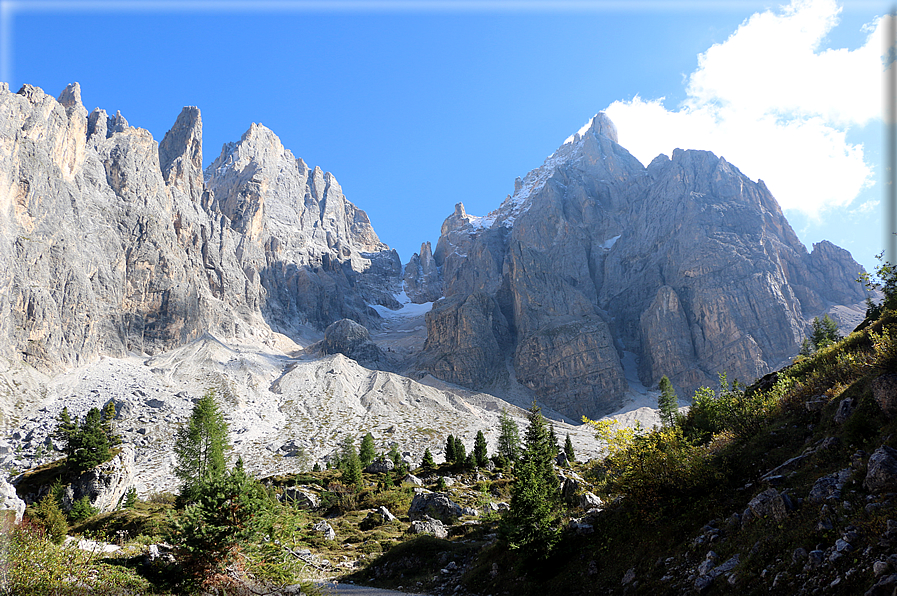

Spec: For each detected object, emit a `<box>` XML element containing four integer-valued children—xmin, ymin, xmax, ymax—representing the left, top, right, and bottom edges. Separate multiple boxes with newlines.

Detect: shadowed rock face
<box><xmin>0</xmin><ymin>83</ymin><xmax>402</xmax><ymax>370</ymax></box>
<box><xmin>416</xmin><ymin>114</ymin><xmax>868</xmax><ymax>419</ymax></box>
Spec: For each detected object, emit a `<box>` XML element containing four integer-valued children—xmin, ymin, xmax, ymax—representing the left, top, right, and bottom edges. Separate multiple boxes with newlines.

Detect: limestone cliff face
<box><xmin>403</xmin><ymin>241</ymin><xmax>442</xmax><ymax>303</ymax></box>
<box><xmin>0</xmin><ymin>83</ymin><xmax>401</xmax><ymax>371</ymax></box>
<box><xmin>417</xmin><ymin>114</ymin><xmax>868</xmax><ymax>419</ymax></box>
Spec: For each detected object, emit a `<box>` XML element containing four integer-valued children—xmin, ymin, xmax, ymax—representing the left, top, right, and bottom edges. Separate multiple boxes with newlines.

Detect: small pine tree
<box><xmin>657</xmin><ymin>375</ymin><xmax>679</xmax><ymax>427</ymax></box>
<box><xmin>170</xmin><ymin>458</ymin><xmax>269</xmax><ymax>584</ymax></box>
<box><xmin>313</xmin><ymin>462</ymin><xmax>322</xmax><ymax>472</ymax></box>
<box><xmin>498</xmin><ymin>409</ymin><xmax>521</xmax><ymax>462</ymax></box>
<box><xmin>70</xmin><ymin>407</ymin><xmax>111</xmax><ymax>473</ymax></box>
<box><xmin>68</xmin><ymin>495</ymin><xmax>99</xmax><ymax>522</ymax></box>
<box><xmin>30</xmin><ymin>491</ymin><xmax>68</xmax><ymax>544</ymax></box>
<box><xmin>500</xmin><ymin>403</ymin><xmax>559</xmax><ymax>559</ymax></box>
<box><xmin>548</xmin><ymin>423</ymin><xmax>560</xmax><ymax>458</ymax></box>
<box><xmin>563</xmin><ymin>434</ymin><xmax>575</xmax><ymax>464</ymax></box>
<box><xmin>359</xmin><ymin>432</ymin><xmax>376</xmax><ymax>467</ymax></box>
<box><xmin>123</xmin><ymin>487</ymin><xmax>138</xmax><ymax>509</ymax></box>
<box><xmin>174</xmin><ymin>389</ymin><xmax>229</xmax><ymax>504</ymax></box>
<box><xmin>421</xmin><ymin>448</ymin><xmax>435</xmax><ymax>471</ymax></box>
<box><xmin>445</xmin><ymin>434</ymin><xmax>457</xmax><ymax>463</ymax></box>
<box><xmin>339</xmin><ymin>435</ymin><xmax>363</xmax><ymax>489</ymax></box>
<box><xmin>101</xmin><ymin>400</ymin><xmax>121</xmax><ymax>446</ymax></box>
<box><xmin>453</xmin><ymin>438</ymin><xmax>466</xmax><ymax>466</ymax></box>
<box><xmin>810</xmin><ymin>314</ymin><xmax>841</xmax><ymax>351</ymax></box>
<box><xmin>474</xmin><ymin>430</ymin><xmax>489</xmax><ymax>468</ymax></box>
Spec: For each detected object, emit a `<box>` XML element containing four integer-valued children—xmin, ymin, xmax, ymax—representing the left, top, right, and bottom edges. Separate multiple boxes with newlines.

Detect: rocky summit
<box><xmin>0</xmin><ymin>82</ymin><xmax>871</xmax><ymax>494</ymax></box>
<box><xmin>409</xmin><ymin>113</ymin><xmax>869</xmax><ymax>419</ymax></box>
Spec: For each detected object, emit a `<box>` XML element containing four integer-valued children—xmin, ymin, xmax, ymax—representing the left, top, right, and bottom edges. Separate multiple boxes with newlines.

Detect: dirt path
<box><xmin>317</xmin><ymin>581</ymin><xmax>430</xmax><ymax>596</ymax></box>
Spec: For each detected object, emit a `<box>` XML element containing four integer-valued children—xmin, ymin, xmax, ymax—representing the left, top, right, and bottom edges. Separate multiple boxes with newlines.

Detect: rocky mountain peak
<box><xmin>588</xmin><ymin>112</ymin><xmax>618</xmax><ymax>143</ymax></box>
<box><xmin>159</xmin><ymin>106</ymin><xmax>203</xmax><ymax>202</ymax></box>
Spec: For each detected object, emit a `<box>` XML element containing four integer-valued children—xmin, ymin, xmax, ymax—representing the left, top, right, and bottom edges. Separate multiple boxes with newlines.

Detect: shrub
<box><xmin>68</xmin><ymin>495</ymin><xmax>99</xmax><ymax>522</ymax></box>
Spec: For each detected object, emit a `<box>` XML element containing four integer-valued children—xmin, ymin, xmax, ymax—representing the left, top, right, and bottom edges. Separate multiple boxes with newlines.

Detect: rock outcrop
<box><xmin>63</xmin><ymin>445</ymin><xmax>136</xmax><ymax>513</ymax></box>
<box><xmin>0</xmin><ymin>82</ymin><xmax>403</xmax><ymax>373</ymax></box>
<box><xmin>403</xmin><ymin>241</ymin><xmax>442</xmax><ymax>303</ymax></box>
<box><xmin>414</xmin><ymin>113</ymin><xmax>869</xmax><ymax>419</ymax></box>
<box><xmin>319</xmin><ymin>319</ymin><xmax>389</xmax><ymax>369</ymax></box>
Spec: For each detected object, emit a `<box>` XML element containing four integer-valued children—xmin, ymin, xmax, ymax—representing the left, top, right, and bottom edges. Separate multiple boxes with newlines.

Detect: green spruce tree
<box><xmin>563</xmin><ymin>434</ymin><xmax>575</xmax><ymax>464</ymax></box>
<box><xmin>359</xmin><ymin>432</ymin><xmax>376</xmax><ymax>467</ymax></box>
<box><xmin>657</xmin><ymin>375</ymin><xmax>679</xmax><ymax>427</ymax></box>
<box><xmin>548</xmin><ymin>423</ymin><xmax>560</xmax><ymax>458</ymax></box>
<box><xmin>174</xmin><ymin>389</ymin><xmax>229</xmax><ymax>503</ymax></box>
<box><xmin>453</xmin><ymin>437</ymin><xmax>466</xmax><ymax>467</ymax></box>
<box><xmin>421</xmin><ymin>447</ymin><xmax>435</xmax><ymax>471</ymax></box>
<box><xmin>339</xmin><ymin>435</ymin><xmax>363</xmax><ymax>488</ymax></box>
<box><xmin>500</xmin><ymin>403</ymin><xmax>559</xmax><ymax>559</ymax></box>
<box><xmin>497</xmin><ymin>409</ymin><xmax>521</xmax><ymax>462</ymax></box>
<box><xmin>445</xmin><ymin>434</ymin><xmax>457</xmax><ymax>463</ymax></box>
<box><xmin>474</xmin><ymin>430</ymin><xmax>489</xmax><ymax>468</ymax></box>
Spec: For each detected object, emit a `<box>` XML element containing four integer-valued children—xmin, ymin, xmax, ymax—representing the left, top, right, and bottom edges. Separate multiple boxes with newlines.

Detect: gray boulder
<box><xmin>313</xmin><ymin>521</ymin><xmax>335</xmax><ymax>541</ymax></box>
<box><xmin>403</xmin><ymin>473</ymin><xmax>424</xmax><ymax>487</ymax></box>
<box><xmin>409</xmin><ymin>515</ymin><xmax>448</xmax><ymax>539</ymax></box>
<box><xmin>746</xmin><ymin>488</ymin><xmax>790</xmax><ymax>523</ymax></box>
<box><xmin>807</xmin><ymin>468</ymin><xmax>851</xmax><ymax>504</ymax></box>
<box><xmin>408</xmin><ymin>491</ymin><xmax>463</xmax><ymax>524</ymax></box>
<box><xmin>281</xmin><ymin>487</ymin><xmax>319</xmax><ymax>509</ymax></box>
<box><xmin>365</xmin><ymin>457</ymin><xmax>395</xmax><ymax>474</ymax></box>
<box><xmin>866</xmin><ymin>446</ymin><xmax>897</xmax><ymax>494</ymax></box>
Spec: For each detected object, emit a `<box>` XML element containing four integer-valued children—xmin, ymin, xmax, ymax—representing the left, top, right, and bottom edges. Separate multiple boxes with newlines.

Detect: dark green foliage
<box><xmin>173</xmin><ymin>389</ymin><xmax>229</xmax><ymax>503</ymax></box>
<box><xmin>563</xmin><ymin>434</ymin><xmax>575</xmax><ymax>464</ymax></box>
<box><xmin>421</xmin><ymin>447</ymin><xmax>435</xmax><ymax>471</ymax></box>
<box><xmin>474</xmin><ymin>430</ymin><xmax>489</xmax><ymax>467</ymax></box>
<box><xmin>339</xmin><ymin>435</ymin><xmax>363</xmax><ymax>488</ymax></box>
<box><xmin>464</xmin><ymin>453</ymin><xmax>475</xmax><ymax>469</ymax></box>
<box><xmin>657</xmin><ymin>375</ymin><xmax>679</xmax><ymax>427</ymax></box>
<box><xmin>452</xmin><ymin>437</ymin><xmax>466</xmax><ymax>466</ymax></box>
<box><xmin>859</xmin><ymin>254</ymin><xmax>897</xmax><ymax>324</ymax></box>
<box><xmin>29</xmin><ymin>490</ymin><xmax>68</xmax><ymax>544</ymax></box>
<box><xmin>801</xmin><ymin>314</ymin><xmax>842</xmax><ymax>355</ymax></box>
<box><xmin>498</xmin><ymin>409</ymin><xmax>520</xmax><ymax>462</ymax></box>
<box><xmin>68</xmin><ymin>495</ymin><xmax>98</xmax><ymax>522</ymax></box>
<box><xmin>359</xmin><ymin>432</ymin><xmax>377</xmax><ymax>467</ymax></box>
<box><xmin>548</xmin><ymin>424</ymin><xmax>560</xmax><ymax>457</ymax></box>
<box><xmin>500</xmin><ymin>403</ymin><xmax>559</xmax><ymax>559</ymax></box>
<box><xmin>436</xmin><ymin>476</ymin><xmax>447</xmax><ymax>491</ymax></box>
<box><xmin>313</xmin><ymin>462</ymin><xmax>322</xmax><ymax>472</ymax></box>
<box><xmin>53</xmin><ymin>406</ymin><xmax>116</xmax><ymax>474</ymax></box>
<box><xmin>170</xmin><ymin>458</ymin><xmax>269</xmax><ymax>584</ymax></box>
<box><xmin>101</xmin><ymin>401</ymin><xmax>120</xmax><ymax>446</ymax></box>
<box><xmin>445</xmin><ymin>434</ymin><xmax>457</xmax><ymax>463</ymax></box>
<box><xmin>123</xmin><ymin>486</ymin><xmax>138</xmax><ymax>509</ymax></box>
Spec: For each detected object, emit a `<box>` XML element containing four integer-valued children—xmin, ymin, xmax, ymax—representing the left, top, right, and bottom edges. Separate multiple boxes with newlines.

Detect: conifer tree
<box><xmin>563</xmin><ymin>433</ymin><xmax>575</xmax><ymax>464</ymax></box>
<box><xmin>453</xmin><ymin>437</ymin><xmax>466</xmax><ymax>466</ymax></box>
<box><xmin>339</xmin><ymin>435</ymin><xmax>363</xmax><ymax>488</ymax></box>
<box><xmin>548</xmin><ymin>423</ymin><xmax>560</xmax><ymax>458</ymax></box>
<box><xmin>501</xmin><ymin>403</ymin><xmax>559</xmax><ymax>558</ymax></box>
<box><xmin>658</xmin><ymin>375</ymin><xmax>679</xmax><ymax>427</ymax></box>
<box><xmin>388</xmin><ymin>443</ymin><xmax>401</xmax><ymax>467</ymax></box>
<box><xmin>359</xmin><ymin>432</ymin><xmax>376</xmax><ymax>467</ymax></box>
<box><xmin>445</xmin><ymin>434</ymin><xmax>457</xmax><ymax>463</ymax></box>
<box><xmin>421</xmin><ymin>447</ymin><xmax>435</xmax><ymax>471</ymax></box>
<box><xmin>174</xmin><ymin>389</ymin><xmax>229</xmax><ymax>503</ymax></box>
<box><xmin>71</xmin><ymin>407</ymin><xmax>111</xmax><ymax>473</ymax></box>
<box><xmin>474</xmin><ymin>430</ymin><xmax>489</xmax><ymax>468</ymax></box>
<box><xmin>101</xmin><ymin>401</ymin><xmax>120</xmax><ymax>446</ymax></box>
<box><xmin>498</xmin><ymin>409</ymin><xmax>521</xmax><ymax>462</ymax></box>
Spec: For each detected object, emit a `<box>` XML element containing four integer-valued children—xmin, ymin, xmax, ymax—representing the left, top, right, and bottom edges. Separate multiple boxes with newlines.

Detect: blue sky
<box><xmin>0</xmin><ymin>0</ymin><xmax>890</xmax><ymax>276</ymax></box>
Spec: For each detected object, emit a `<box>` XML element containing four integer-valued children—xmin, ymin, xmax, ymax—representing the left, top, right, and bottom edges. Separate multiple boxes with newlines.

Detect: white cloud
<box><xmin>604</xmin><ymin>0</ymin><xmax>886</xmax><ymax>218</ymax></box>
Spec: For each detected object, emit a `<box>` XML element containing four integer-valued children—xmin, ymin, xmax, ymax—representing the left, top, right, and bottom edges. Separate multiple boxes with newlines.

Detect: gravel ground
<box><xmin>317</xmin><ymin>581</ymin><xmax>430</xmax><ymax>596</ymax></box>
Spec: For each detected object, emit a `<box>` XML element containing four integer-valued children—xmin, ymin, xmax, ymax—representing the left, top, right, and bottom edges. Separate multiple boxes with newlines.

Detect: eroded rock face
<box><xmin>321</xmin><ymin>319</ymin><xmax>388</xmax><ymax>368</ymax></box>
<box><xmin>63</xmin><ymin>445</ymin><xmax>136</xmax><ymax>513</ymax></box>
<box><xmin>414</xmin><ymin>113</ymin><xmax>868</xmax><ymax>419</ymax></box>
<box><xmin>0</xmin><ymin>476</ymin><xmax>25</xmax><ymax>523</ymax></box>
<box><xmin>403</xmin><ymin>241</ymin><xmax>442</xmax><ymax>303</ymax></box>
<box><xmin>0</xmin><ymin>83</ymin><xmax>403</xmax><ymax>372</ymax></box>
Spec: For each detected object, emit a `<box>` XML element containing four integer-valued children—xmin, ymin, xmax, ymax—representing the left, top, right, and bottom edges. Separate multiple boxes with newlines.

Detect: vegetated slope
<box><xmin>408</xmin><ymin>113</ymin><xmax>869</xmax><ymax>421</ymax></box>
<box><xmin>356</xmin><ymin>308</ymin><xmax>897</xmax><ymax>596</ymax></box>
